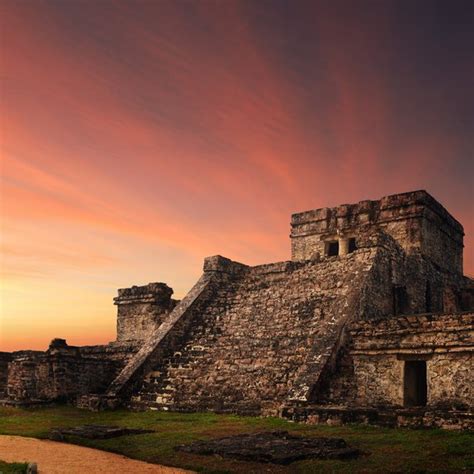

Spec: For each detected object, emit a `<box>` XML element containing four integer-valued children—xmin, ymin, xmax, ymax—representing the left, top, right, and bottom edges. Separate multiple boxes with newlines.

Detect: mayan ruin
<box><xmin>1</xmin><ymin>190</ymin><xmax>473</xmax><ymax>430</ymax></box>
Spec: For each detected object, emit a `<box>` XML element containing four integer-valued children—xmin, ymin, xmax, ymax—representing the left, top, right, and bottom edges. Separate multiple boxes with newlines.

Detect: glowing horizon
<box><xmin>1</xmin><ymin>0</ymin><xmax>473</xmax><ymax>351</ymax></box>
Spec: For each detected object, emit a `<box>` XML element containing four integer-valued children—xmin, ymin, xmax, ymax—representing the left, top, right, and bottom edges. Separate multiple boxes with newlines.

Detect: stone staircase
<box><xmin>102</xmin><ymin>256</ymin><xmax>247</xmax><ymax>407</ymax></box>
<box><xmin>128</xmin><ymin>251</ymin><xmax>378</xmax><ymax>415</ymax></box>
<box><xmin>129</xmin><ymin>277</ymin><xmax>242</xmax><ymax>412</ymax></box>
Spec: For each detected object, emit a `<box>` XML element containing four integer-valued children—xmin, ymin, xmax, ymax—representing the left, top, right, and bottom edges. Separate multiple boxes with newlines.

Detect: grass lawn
<box><xmin>0</xmin><ymin>460</ymin><xmax>28</xmax><ymax>474</ymax></box>
<box><xmin>0</xmin><ymin>405</ymin><xmax>472</xmax><ymax>473</ymax></box>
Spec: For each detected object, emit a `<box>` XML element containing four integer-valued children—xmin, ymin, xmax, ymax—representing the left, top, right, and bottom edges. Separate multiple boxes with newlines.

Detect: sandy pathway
<box><xmin>0</xmin><ymin>435</ymin><xmax>193</xmax><ymax>473</ymax></box>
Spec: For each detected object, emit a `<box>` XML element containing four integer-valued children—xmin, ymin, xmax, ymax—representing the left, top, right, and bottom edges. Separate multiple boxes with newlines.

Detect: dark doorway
<box><xmin>393</xmin><ymin>286</ymin><xmax>408</xmax><ymax>315</ymax></box>
<box><xmin>404</xmin><ymin>361</ymin><xmax>427</xmax><ymax>407</ymax></box>
<box><xmin>326</xmin><ymin>241</ymin><xmax>339</xmax><ymax>256</ymax></box>
<box><xmin>425</xmin><ymin>282</ymin><xmax>432</xmax><ymax>313</ymax></box>
<box><xmin>348</xmin><ymin>237</ymin><xmax>357</xmax><ymax>253</ymax></box>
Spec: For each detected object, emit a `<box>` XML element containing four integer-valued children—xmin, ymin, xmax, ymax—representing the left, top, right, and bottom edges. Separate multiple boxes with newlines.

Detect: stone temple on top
<box><xmin>1</xmin><ymin>190</ymin><xmax>473</xmax><ymax>429</ymax></box>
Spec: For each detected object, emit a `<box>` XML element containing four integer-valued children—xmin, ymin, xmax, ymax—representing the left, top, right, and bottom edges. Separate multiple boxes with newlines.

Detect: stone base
<box><xmin>49</xmin><ymin>424</ymin><xmax>153</xmax><ymax>440</ymax></box>
<box><xmin>282</xmin><ymin>405</ymin><xmax>474</xmax><ymax>430</ymax></box>
<box><xmin>75</xmin><ymin>394</ymin><xmax>121</xmax><ymax>411</ymax></box>
<box><xmin>0</xmin><ymin>398</ymin><xmax>54</xmax><ymax>408</ymax></box>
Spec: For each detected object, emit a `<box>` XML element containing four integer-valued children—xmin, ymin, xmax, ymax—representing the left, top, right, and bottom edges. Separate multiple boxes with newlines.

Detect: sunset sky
<box><xmin>1</xmin><ymin>0</ymin><xmax>473</xmax><ymax>351</ymax></box>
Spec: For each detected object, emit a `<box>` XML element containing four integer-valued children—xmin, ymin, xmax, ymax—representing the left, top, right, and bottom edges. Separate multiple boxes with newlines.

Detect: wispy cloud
<box><xmin>1</xmin><ymin>0</ymin><xmax>473</xmax><ymax>349</ymax></box>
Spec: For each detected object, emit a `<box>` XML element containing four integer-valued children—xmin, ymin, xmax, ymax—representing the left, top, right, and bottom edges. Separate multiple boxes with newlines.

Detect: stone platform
<box><xmin>282</xmin><ymin>405</ymin><xmax>474</xmax><ymax>431</ymax></box>
<box><xmin>49</xmin><ymin>424</ymin><xmax>153</xmax><ymax>440</ymax></box>
<box><xmin>175</xmin><ymin>431</ymin><xmax>360</xmax><ymax>464</ymax></box>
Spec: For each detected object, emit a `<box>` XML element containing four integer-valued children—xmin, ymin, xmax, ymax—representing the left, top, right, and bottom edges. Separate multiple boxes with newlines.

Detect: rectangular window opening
<box><xmin>425</xmin><ymin>282</ymin><xmax>432</xmax><ymax>313</ymax></box>
<box><xmin>404</xmin><ymin>360</ymin><xmax>427</xmax><ymax>407</ymax></box>
<box><xmin>348</xmin><ymin>238</ymin><xmax>357</xmax><ymax>253</ymax></box>
<box><xmin>393</xmin><ymin>286</ymin><xmax>408</xmax><ymax>315</ymax></box>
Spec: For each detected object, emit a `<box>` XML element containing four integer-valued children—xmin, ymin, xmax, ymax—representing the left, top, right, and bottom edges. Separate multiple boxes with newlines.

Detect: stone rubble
<box><xmin>175</xmin><ymin>431</ymin><xmax>360</xmax><ymax>464</ymax></box>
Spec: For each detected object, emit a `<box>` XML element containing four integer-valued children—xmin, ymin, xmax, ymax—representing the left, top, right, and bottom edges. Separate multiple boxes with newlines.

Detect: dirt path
<box><xmin>0</xmin><ymin>435</ymin><xmax>193</xmax><ymax>473</ymax></box>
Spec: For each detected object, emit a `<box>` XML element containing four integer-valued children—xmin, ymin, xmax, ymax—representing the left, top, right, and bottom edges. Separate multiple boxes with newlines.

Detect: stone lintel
<box><xmin>350</xmin><ymin>346</ymin><xmax>474</xmax><ymax>356</ymax></box>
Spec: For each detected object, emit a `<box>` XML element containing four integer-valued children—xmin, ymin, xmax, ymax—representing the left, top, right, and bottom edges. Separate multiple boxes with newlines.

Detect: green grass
<box><xmin>0</xmin><ymin>460</ymin><xmax>28</xmax><ymax>474</ymax></box>
<box><xmin>0</xmin><ymin>405</ymin><xmax>472</xmax><ymax>473</ymax></box>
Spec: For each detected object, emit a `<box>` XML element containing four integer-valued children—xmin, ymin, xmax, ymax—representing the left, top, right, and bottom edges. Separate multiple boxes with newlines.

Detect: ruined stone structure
<box><xmin>114</xmin><ymin>283</ymin><xmax>178</xmax><ymax>342</ymax></box>
<box><xmin>1</xmin><ymin>191</ymin><xmax>473</xmax><ymax>429</ymax></box>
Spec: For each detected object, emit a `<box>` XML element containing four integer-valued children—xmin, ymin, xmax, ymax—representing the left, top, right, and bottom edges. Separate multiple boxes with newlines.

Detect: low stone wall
<box><xmin>0</xmin><ymin>352</ymin><xmax>13</xmax><ymax>398</ymax></box>
<box><xmin>5</xmin><ymin>339</ymin><xmax>140</xmax><ymax>404</ymax></box>
<box><xmin>283</xmin><ymin>405</ymin><xmax>473</xmax><ymax>431</ymax></box>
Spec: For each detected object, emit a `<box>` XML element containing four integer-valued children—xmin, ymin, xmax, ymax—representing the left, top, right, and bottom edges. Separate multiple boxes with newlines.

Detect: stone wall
<box><xmin>289</xmin><ymin>312</ymin><xmax>473</xmax><ymax>429</ymax></box>
<box><xmin>290</xmin><ymin>190</ymin><xmax>464</xmax><ymax>274</ymax></box>
<box><xmin>283</xmin><ymin>404</ymin><xmax>473</xmax><ymax>430</ymax></box>
<box><xmin>346</xmin><ymin>313</ymin><xmax>473</xmax><ymax>409</ymax></box>
<box><xmin>0</xmin><ymin>352</ymin><xmax>13</xmax><ymax>398</ymax></box>
<box><xmin>5</xmin><ymin>339</ymin><xmax>140</xmax><ymax>404</ymax></box>
<box><xmin>114</xmin><ymin>282</ymin><xmax>178</xmax><ymax>342</ymax></box>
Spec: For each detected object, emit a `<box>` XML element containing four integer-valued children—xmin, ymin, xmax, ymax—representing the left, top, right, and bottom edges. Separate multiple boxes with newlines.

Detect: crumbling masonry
<box><xmin>1</xmin><ymin>191</ymin><xmax>473</xmax><ymax>429</ymax></box>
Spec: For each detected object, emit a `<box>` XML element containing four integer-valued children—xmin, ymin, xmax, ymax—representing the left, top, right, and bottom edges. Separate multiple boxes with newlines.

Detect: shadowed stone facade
<box><xmin>1</xmin><ymin>191</ymin><xmax>473</xmax><ymax>429</ymax></box>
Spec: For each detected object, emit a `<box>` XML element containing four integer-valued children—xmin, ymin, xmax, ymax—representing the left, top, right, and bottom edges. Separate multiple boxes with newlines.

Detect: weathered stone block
<box><xmin>114</xmin><ymin>282</ymin><xmax>177</xmax><ymax>342</ymax></box>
